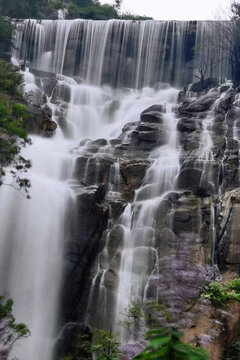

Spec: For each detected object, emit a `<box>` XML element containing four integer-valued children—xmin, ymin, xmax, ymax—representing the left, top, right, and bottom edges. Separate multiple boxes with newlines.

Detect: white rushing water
<box><xmin>3</xmin><ymin>17</ymin><xmax>229</xmax><ymax>360</ymax></box>
<box><xmin>114</xmin><ymin>92</ymin><xmax>180</xmax><ymax>342</ymax></box>
<box><xmin>0</xmin><ymin>57</ymin><xmax>180</xmax><ymax>359</ymax></box>
<box><xmin>0</xmin><ymin>127</ymin><xmax>75</xmax><ymax>360</ymax></box>
<box><xmin>13</xmin><ymin>19</ymin><xmax>230</xmax><ymax>89</ymax></box>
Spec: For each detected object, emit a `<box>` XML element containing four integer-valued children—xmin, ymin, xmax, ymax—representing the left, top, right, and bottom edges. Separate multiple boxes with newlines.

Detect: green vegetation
<box><xmin>91</xmin><ymin>330</ymin><xmax>122</xmax><ymax>360</ymax></box>
<box><xmin>61</xmin><ymin>329</ymin><xmax>121</xmax><ymax>360</ymax></box>
<box><xmin>120</xmin><ymin>301</ymin><xmax>171</xmax><ymax>337</ymax></box>
<box><xmin>0</xmin><ymin>15</ymin><xmax>12</xmax><ymax>49</ymax></box>
<box><xmin>133</xmin><ymin>328</ymin><xmax>209</xmax><ymax>360</ymax></box>
<box><xmin>0</xmin><ymin>296</ymin><xmax>30</xmax><ymax>356</ymax></box>
<box><xmin>0</xmin><ymin>60</ymin><xmax>31</xmax><ymax>196</ymax></box>
<box><xmin>202</xmin><ymin>278</ymin><xmax>240</xmax><ymax>307</ymax></box>
<box><xmin>223</xmin><ymin>331</ymin><xmax>240</xmax><ymax>360</ymax></box>
<box><xmin>61</xmin><ymin>304</ymin><xmax>210</xmax><ymax>360</ymax></box>
<box><xmin>0</xmin><ymin>0</ymin><xmax>152</xmax><ymax>21</ymax></box>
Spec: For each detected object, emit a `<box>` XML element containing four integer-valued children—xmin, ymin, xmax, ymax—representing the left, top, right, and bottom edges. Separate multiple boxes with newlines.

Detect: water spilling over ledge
<box><xmin>0</xmin><ymin>17</ymin><xmax>239</xmax><ymax>360</ymax></box>
<box><xmin>13</xmin><ymin>19</ymin><xmax>229</xmax><ymax>88</ymax></box>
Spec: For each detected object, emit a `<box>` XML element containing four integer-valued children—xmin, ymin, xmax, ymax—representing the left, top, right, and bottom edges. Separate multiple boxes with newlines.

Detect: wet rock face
<box><xmin>62</xmin><ymin>184</ymin><xmax>109</xmax><ymax>322</ymax></box>
<box><xmin>140</xmin><ymin>104</ymin><xmax>166</xmax><ymax>123</ymax></box>
<box><xmin>120</xmin><ymin>159</ymin><xmax>150</xmax><ymax>201</ymax></box>
<box><xmin>218</xmin><ymin>188</ymin><xmax>240</xmax><ymax>272</ymax></box>
<box><xmin>178</xmin><ymin>92</ymin><xmax>219</xmax><ymax>115</ymax></box>
<box><xmin>22</xmin><ymin>67</ymin><xmax>240</xmax><ymax>358</ymax></box>
<box><xmin>187</xmin><ymin>78</ymin><xmax>219</xmax><ymax>93</ymax></box>
<box><xmin>182</xmin><ymin>271</ymin><xmax>240</xmax><ymax>360</ymax></box>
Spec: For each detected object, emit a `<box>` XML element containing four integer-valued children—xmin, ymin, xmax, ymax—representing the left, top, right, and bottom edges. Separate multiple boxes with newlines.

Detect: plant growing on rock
<box><xmin>223</xmin><ymin>330</ymin><xmax>240</xmax><ymax>360</ymax></box>
<box><xmin>0</xmin><ymin>296</ymin><xmax>30</xmax><ymax>360</ymax></box>
<box><xmin>202</xmin><ymin>278</ymin><xmax>240</xmax><ymax>307</ymax></box>
<box><xmin>62</xmin><ymin>329</ymin><xmax>121</xmax><ymax>360</ymax></box>
<box><xmin>120</xmin><ymin>301</ymin><xmax>171</xmax><ymax>340</ymax></box>
<box><xmin>91</xmin><ymin>329</ymin><xmax>122</xmax><ymax>360</ymax></box>
<box><xmin>133</xmin><ymin>328</ymin><xmax>209</xmax><ymax>360</ymax></box>
<box><xmin>0</xmin><ymin>60</ymin><xmax>32</xmax><ymax>197</ymax></box>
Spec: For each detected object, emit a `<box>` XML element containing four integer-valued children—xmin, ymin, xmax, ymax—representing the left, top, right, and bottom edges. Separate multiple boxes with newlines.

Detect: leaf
<box><xmin>149</xmin><ymin>336</ymin><xmax>171</xmax><ymax>349</ymax></box>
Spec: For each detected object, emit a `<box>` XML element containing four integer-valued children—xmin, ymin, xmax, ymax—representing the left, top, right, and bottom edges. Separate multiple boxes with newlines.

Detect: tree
<box><xmin>211</xmin><ymin>1</ymin><xmax>240</xmax><ymax>83</ymax></box>
<box><xmin>193</xmin><ymin>36</ymin><xmax>225</xmax><ymax>82</ymax></box>
<box><xmin>91</xmin><ymin>330</ymin><xmax>122</xmax><ymax>360</ymax></box>
<box><xmin>114</xmin><ymin>0</ymin><xmax>122</xmax><ymax>10</ymax></box>
<box><xmin>133</xmin><ymin>328</ymin><xmax>209</xmax><ymax>360</ymax></box>
<box><xmin>0</xmin><ymin>296</ymin><xmax>30</xmax><ymax>360</ymax></box>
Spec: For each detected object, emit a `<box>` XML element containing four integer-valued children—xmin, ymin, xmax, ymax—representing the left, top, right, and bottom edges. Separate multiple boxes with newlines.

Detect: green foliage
<box><xmin>60</xmin><ymin>329</ymin><xmax>121</xmax><ymax>360</ymax></box>
<box><xmin>133</xmin><ymin>328</ymin><xmax>209</xmax><ymax>360</ymax></box>
<box><xmin>0</xmin><ymin>15</ymin><xmax>12</xmax><ymax>49</ymax></box>
<box><xmin>202</xmin><ymin>278</ymin><xmax>240</xmax><ymax>307</ymax></box>
<box><xmin>120</xmin><ymin>301</ymin><xmax>171</xmax><ymax>337</ymax></box>
<box><xmin>73</xmin><ymin>332</ymin><xmax>92</xmax><ymax>360</ymax></box>
<box><xmin>0</xmin><ymin>0</ymin><xmax>45</xmax><ymax>18</ymax></box>
<box><xmin>223</xmin><ymin>339</ymin><xmax>240</xmax><ymax>360</ymax></box>
<box><xmin>67</xmin><ymin>2</ymin><xmax>118</xmax><ymax>20</ymax></box>
<box><xmin>0</xmin><ymin>296</ymin><xmax>30</xmax><ymax>353</ymax></box>
<box><xmin>0</xmin><ymin>61</ymin><xmax>22</xmax><ymax>96</ymax></box>
<box><xmin>47</xmin><ymin>0</ymin><xmax>66</xmax><ymax>12</ymax></box>
<box><xmin>0</xmin><ymin>60</ymin><xmax>31</xmax><ymax>196</ymax></box>
<box><xmin>120</xmin><ymin>302</ymin><xmax>144</xmax><ymax>330</ymax></box>
<box><xmin>0</xmin><ymin>0</ymin><xmax>151</xmax><ymax>21</ymax></box>
<box><xmin>121</xmin><ymin>12</ymin><xmax>153</xmax><ymax>20</ymax></box>
<box><xmin>91</xmin><ymin>329</ymin><xmax>122</xmax><ymax>360</ymax></box>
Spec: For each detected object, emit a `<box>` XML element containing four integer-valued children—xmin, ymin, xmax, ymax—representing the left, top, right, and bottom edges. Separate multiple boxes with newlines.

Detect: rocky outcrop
<box><xmin>21</xmin><ymin>66</ymin><xmax>240</xmax><ymax>360</ymax></box>
<box><xmin>62</xmin><ymin>184</ymin><xmax>109</xmax><ymax>322</ymax></box>
<box><xmin>182</xmin><ymin>272</ymin><xmax>240</xmax><ymax>360</ymax></box>
<box><xmin>218</xmin><ymin>188</ymin><xmax>240</xmax><ymax>272</ymax></box>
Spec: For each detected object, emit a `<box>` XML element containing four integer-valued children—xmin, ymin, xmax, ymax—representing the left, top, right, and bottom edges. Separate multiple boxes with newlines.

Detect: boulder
<box><xmin>132</xmin><ymin>125</ymin><xmax>168</xmax><ymax>151</ymax></box>
<box><xmin>120</xmin><ymin>159</ymin><xmax>150</xmax><ymax>201</ymax></box>
<box><xmin>31</xmin><ymin>69</ymin><xmax>57</xmax><ymax>97</ymax></box>
<box><xmin>227</xmin><ymin>106</ymin><xmax>240</xmax><ymax>121</ymax></box>
<box><xmin>41</xmin><ymin>104</ymin><xmax>52</xmax><ymax>121</ymax></box>
<box><xmin>41</xmin><ymin>119</ymin><xmax>57</xmax><ymax>133</ymax></box>
<box><xmin>177</xmin><ymin>117</ymin><xmax>199</xmax><ymax>132</ymax></box>
<box><xmin>187</xmin><ymin>78</ymin><xmax>219</xmax><ymax>93</ymax></box>
<box><xmin>177</xmin><ymin>167</ymin><xmax>214</xmax><ymax>197</ymax></box>
<box><xmin>214</xmin><ymin>90</ymin><xmax>234</xmax><ymax>114</ymax></box>
<box><xmin>140</xmin><ymin>104</ymin><xmax>166</xmax><ymax>123</ymax></box>
<box><xmin>52</xmin><ymin>83</ymin><xmax>71</xmax><ymax>103</ymax></box>
<box><xmin>25</xmin><ymin>87</ymin><xmax>47</xmax><ymax>108</ymax></box>
<box><xmin>179</xmin><ymin>93</ymin><xmax>219</xmax><ymax>114</ymax></box>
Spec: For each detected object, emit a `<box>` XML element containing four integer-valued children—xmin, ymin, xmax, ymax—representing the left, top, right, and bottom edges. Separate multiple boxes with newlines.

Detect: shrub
<box><xmin>202</xmin><ymin>278</ymin><xmax>240</xmax><ymax>307</ymax></box>
<box><xmin>133</xmin><ymin>328</ymin><xmax>209</xmax><ymax>360</ymax></box>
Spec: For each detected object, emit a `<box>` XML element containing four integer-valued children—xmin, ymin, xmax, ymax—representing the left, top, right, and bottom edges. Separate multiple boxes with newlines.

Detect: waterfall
<box><xmin>0</xmin><ymin>128</ymin><xmax>75</xmax><ymax>360</ymax></box>
<box><xmin>0</xmin><ymin>17</ymin><xmax>230</xmax><ymax>360</ymax></box>
<box><xmin>13</xmin><ymin>19</ymin><xmax>229</xmax><ymax>89</ymax></box>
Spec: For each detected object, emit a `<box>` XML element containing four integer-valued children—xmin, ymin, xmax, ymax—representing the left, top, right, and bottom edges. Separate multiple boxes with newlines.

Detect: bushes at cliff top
<box><xmin>0</xmin><ymin>0</ymin><xmax>152</xmax><ymax>20</ymax></box>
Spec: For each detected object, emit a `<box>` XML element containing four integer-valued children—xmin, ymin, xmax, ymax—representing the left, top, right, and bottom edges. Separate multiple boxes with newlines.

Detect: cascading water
<box><xmin>114</xmin><ymin>98</ymin><xmax>180</xmax><ymax>342</ymax></box>
<box><xmin>0</xmin><ymin>75</ymin><xmax>76</xmax><ymax>360</ymax></box>
<box><xmin>13</xmin><ymin>19</ymin><xmax>230</xmax><ymax>89</ymax></box>
<box><xmin>0</xmin><ymin>17</ymin><xmax>231</xmax><ymax>360</ymax></box>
